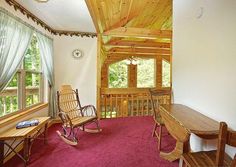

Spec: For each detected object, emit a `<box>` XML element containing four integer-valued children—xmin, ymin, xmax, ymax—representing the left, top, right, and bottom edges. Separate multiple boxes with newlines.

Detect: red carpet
<box><xmin>6</xmin><ymin>117</ymin><xmax>178</xmax><ymax>167</ymax></box>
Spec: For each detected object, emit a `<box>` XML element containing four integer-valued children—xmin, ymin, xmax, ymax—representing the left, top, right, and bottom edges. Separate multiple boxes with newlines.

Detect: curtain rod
<box><xmin>0</xmin><ymin>7</ymin><xmax>53</xmax><ymax>40</ymax></box>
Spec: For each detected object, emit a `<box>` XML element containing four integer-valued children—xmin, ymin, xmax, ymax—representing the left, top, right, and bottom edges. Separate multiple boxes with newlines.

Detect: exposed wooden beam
<box><xmin>106</xmin><ymin>54</ymin><xmax>158</xmax><ymax>59</ymax></box>
<box><xmin>105</xmin><ymin>40</ymin><xmax>171</xmax><ymax>48</ymax></box>
<box><xmin>125</xmin><ymin>0</ymin><xmax>134</xmax><ymax>25</ymax></box>
<box><xmin>108</xmin><ymin>47</ymin><xmax>171</xmax><ymax>55</ymax></box>
<box><xmin>103</xmin><ymin>27</ymin><xmax>172</xmax><ymax>39</ymax></box>
<box><xmin>85</xmin><ymin>0</ymin><xmax>101</xmax><ymax>33</ymax></box>
<box><xmin>105</xmin><ymin>53</ymin><xmax>170</xmax><ymax>64</ymax></box>
<box><xmin>107</xmin><ymin>52</ymin><xmax>170</xmax><ymax>56</ymax></box>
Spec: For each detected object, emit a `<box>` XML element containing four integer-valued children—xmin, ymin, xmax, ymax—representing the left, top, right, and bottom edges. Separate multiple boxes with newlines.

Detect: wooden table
<box><xmin>0</xmin><ymin>117</ymin><xmax>50</xmax><ymax>166</ymax></box>
<box><xmin>159</xmin><ymin>104</ymin><xmax>219</xmax><ymax>162</ymax></box>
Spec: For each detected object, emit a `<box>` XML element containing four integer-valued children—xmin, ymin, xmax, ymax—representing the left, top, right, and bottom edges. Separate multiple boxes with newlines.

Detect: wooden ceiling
<box><xmin>85</xmin><ymin>0</ymin><xmax>172</xmax><ymax>65</ymax></box>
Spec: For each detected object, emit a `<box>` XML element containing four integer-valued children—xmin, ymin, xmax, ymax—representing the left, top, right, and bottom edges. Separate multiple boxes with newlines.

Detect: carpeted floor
<box><xmin>6</xmin><ymin>116</ymin><xmax>178</xmax><ymax>167</ymax></box>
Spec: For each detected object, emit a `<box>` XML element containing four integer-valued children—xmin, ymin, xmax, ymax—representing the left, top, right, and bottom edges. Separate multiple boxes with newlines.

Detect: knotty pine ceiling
<box><xmin>85</xmin><ymin>0</ymin><xmax>172</xmax><ymax>65</ymax></box>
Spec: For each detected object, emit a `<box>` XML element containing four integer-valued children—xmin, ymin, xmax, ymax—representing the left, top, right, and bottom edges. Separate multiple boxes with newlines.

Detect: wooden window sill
<box><xmin>0</xmin><ymin>103</ymin><xmax>48</xmax><ymax>129</ymax></box>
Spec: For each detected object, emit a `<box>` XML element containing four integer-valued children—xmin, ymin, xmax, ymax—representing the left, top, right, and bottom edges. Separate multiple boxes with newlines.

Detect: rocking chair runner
<box><xmin>56</xmin><ymin>85</ymin><xmax>101</xmax><ymax>145</ymax></box>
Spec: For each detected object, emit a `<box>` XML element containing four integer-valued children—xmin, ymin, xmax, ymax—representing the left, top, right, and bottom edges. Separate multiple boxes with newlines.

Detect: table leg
<box><xmin>23</xmin><ymin>138</ymin><xmax>30</xmax><ymax>164</ymax></box>
<box><xmin>44</xmin><ymin>123</ymin><xmax>48</xmax><ymax>144</ymax></box>
<box><xmin>0</xmin><ymin>140</ymin><xmax>4</xmax><ymax>167</ymax></box>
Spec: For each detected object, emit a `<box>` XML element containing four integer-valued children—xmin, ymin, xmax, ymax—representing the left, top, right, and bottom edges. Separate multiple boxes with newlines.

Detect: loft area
<box><xmin>0</xmin><ymin>0</ymin><xmax>236</xmax><ymax>167</ymax></box>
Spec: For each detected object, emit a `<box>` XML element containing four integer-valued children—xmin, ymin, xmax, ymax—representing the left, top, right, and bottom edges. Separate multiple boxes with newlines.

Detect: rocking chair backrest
<box><xmin>57</xmin><ymin>85</ymin><xmax>83</xmax><ymax>119</ymax></box>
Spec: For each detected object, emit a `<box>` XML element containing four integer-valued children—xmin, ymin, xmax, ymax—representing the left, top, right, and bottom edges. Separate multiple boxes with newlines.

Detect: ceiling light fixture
<box><xmin>125</xmin><ymin>56</ymin><xmax>138</xmax><ymax>65</ymax></box>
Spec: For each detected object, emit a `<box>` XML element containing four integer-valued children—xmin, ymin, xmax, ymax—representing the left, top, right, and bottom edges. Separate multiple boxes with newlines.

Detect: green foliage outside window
<box><xmin>25</xmin><ymin>72</ymin><xmax>40</xmax><ymax>107</ymax></box>
<box><xmin>162</xmin><ymin>60</ymin><xmax>171</xmax><ymax>87</ymax></box>
<box><xmin>137</xmin><ymin>59</ymin><xmax>155</xmax><ymax>88</ymax></box>
<box><xmin>7</xmin><ymin>75</ymin><xmax>18</xmax><ymax>87</ymax></box>
<box><xmin>25</xmin><ymin>35</ymin><xmax>41</xmax><ymax>107</ymax></box>
<box><xmin>109</xmin><ymin>60</ymin><xmax>128</xmax><ymax>88</ymax></box>
<box><xmin>24</xmin><ymin>35</ymin><xmax>41</xmax><ymax>71</ymax></box>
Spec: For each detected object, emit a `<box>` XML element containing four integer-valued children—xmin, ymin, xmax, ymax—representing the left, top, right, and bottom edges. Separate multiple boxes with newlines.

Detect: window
<box><xmin>24</xmin><ymin>36</ymin><xmax>42</xmax><ymax>107</ymax></box>
<box><xmin>137</xmin><ymin>59</ymin><xmax>155</xmax><ymax>88</ymax></box>
<box><xmin>108</xmin><ymin>60</ymin><xmax>128</xmax><ymax>88</ymax></box>
<box><xmin>0</xmin><ymin>35</ymin><xmax>43</xmax><ymax>117</ymax></box>
<box><xmin>162</xmin><ymin>59</ymin><xmax>171</xmax><ymax>87</ymax></box>
<box><xmin>0</xmin><ymin>74</ymin><xmax>18</xmax><ymax>116</ymax></box>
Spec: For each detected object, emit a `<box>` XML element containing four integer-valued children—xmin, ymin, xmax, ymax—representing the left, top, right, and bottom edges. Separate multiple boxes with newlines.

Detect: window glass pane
<box><xmin>0</xmin><ymin>74</ymin><xmax>18</xmax><ymax>116</ymax></box>
<box><xmin>137</xmin><ymin>59</ymin><xmax>155</xmax><ymax>88</ymax></box>
<box><xmin>24</xmin><ymin>35</ymin><xmax>41</xmax><ymax>71</ymax></box>
<box><xmin>109</xmin><ymin>60</ymin><xmax>128</xmax><ymax>88</ymax></box>
<box><xmin>25</xmin><ymin>72</ymin><xmax>40</xmax><ymax>107</ymax></box>
<box><xmin>162</xmin><ymin>60</ymin><xmax>171</xmax><ymax>87</ymax></box>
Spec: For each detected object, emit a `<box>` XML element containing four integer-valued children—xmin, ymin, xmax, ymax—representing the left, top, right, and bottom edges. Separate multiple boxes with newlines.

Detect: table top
<box><xmin>0</xmin><ymin>117</ymin><xmax>50</xmax><ymax>140</ymax></box>
<box><xmin>160</xmin><ymin>104</ymin><xmax>219</xmax><ymax>136</ymax></box>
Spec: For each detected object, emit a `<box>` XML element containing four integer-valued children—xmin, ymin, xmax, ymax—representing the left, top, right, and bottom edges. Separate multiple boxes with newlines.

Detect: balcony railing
<box><xmin>100</xmin><ymin>88</ymin><xmax>171</xmax><ymax>118</ymax></box>
<box><xmin>0</xmin><ymin>87</ymin><xmax>39</xmax><ymax>116</ymax></box>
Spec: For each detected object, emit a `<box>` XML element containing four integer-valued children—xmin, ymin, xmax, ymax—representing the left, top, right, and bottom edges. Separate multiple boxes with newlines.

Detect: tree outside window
<box><xmin>108</xmin><ymin>60</ymin><xmax>128</xmax><ymax>88</ymax></box>
<box><xmin>162</xmin><ymin>59</ymin><xmax>171</xmax><ymax>87</ymax></box>
<box><xmin>137</xmin><ymin>58</ymin><xmax>155</xmax><ymax>88</ymax></box>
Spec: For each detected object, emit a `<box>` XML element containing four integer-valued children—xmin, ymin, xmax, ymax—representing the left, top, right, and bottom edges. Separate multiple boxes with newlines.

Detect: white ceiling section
<box><xmin>15</xmin><ymin>0</ymin><xmax>96</xmax><ymax>32</ymax></box>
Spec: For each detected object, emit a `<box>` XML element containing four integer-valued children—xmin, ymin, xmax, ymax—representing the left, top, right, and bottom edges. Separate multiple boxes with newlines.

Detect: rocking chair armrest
<box><xmin>80</xmin><ymin>105</ymin><xmax>97</xmax><ymax>117</ymax></box>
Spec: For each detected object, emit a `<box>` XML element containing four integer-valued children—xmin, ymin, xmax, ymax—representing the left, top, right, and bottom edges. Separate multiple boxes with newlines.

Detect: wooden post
<box><xmin>97</xmin><ymin>34</ymin><xmax>102</xmax><ymax>119</ymax></box>
<box><xmin>101</xmin><ymin>64</ymin><xmax>108</xmax><ymax>88</ymax></box>
<box><xmin>156</xmin><ymin>57</ymin><xmax>162</xmax><ymax>89</ymax></box>
<box><xmin>128</xmin><ymin>64</ymin><xmax>137</xmax><ymax>88</ymax></box>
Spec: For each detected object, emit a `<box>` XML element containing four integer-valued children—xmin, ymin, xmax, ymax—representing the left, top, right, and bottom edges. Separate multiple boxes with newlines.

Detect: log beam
<box><xmin>103</xmin><ymin>27</ymin><xmax>172</xmax><ymax>39</ymax></box>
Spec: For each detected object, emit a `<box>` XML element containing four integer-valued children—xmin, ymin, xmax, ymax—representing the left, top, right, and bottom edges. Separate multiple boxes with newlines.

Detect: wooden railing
<box><xmin>100</xmin><ymin>88</ymin><xmax>171</xmax><ymax>118</ymax></box>
<box><xmin>0</xmin><ymin>87</ymin><xmax>39</xmax><ymax>116</ymax></box>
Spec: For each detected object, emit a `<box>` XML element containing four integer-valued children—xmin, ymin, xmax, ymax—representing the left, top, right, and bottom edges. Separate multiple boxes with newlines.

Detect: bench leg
<box><xmin>44</xmin><ymin>123</ymin><xmax>48</xmax><ymax>144</ymax></box>
<box><xmin>0</xmin><ymin>141</ymin><xmax>4</xmax><ymax>167</ymax></box>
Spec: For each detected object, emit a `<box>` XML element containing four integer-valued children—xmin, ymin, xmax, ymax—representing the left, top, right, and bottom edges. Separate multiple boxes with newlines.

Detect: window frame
<box><xmin>0</xmin><ymin>35</ymin><xmax>45</xmax><ymax>118</ymax></box>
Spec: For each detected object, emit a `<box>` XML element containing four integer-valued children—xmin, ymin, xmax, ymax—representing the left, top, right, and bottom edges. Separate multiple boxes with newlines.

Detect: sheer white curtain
<box><xmin>0</xmin><ymin>9</ymin><xmax>33</xmax><ymax>91</ymax></box>
<box><xmin>36</xmin><ymin>32</ymin><xmax>56</xmax><ymax>117</ymax></box>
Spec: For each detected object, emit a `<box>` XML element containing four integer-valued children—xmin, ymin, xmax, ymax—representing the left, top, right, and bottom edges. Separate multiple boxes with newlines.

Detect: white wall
<box><xmin>173</xmin><ymin>0</ymin><xmax>236</xmax><ymax>156</ymax></box>
<box><xmin>54</xmin><ymin>36</ymin><xmax>97</xmax><ymax>106</ymax></box>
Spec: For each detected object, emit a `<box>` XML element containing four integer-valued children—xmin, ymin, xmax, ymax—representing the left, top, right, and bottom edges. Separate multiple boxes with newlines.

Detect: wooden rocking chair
<box><xmin>56</xmin><ymin>85</ymin><xmax>101</xmax><ymax>145</ymax></box>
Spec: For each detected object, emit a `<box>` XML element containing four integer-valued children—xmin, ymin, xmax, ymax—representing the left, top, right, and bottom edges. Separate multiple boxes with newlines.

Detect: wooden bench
<box><xmin>0</xmin><ymin>117</ymin><xmax>50</xmax><ymax>166</ymax></box>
